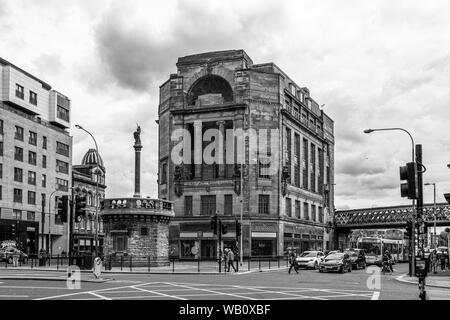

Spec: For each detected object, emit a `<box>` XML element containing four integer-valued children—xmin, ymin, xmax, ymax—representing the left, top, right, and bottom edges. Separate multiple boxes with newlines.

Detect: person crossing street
<box><xmin>227</xmin><ymin>248</ymin><xmax>236</xmax><ymax>272</ymax></box>
<box><xmin>288</xmin><ymin>249</ymin><xmax>299</xmax><ymax>274</ymax></box>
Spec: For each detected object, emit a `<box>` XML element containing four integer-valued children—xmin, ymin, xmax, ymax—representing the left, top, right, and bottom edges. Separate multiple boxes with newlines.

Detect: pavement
<box><xmin>396</xmin><ymin>273</ymin><xmax>450</xmax><ymax>289</ymax></box>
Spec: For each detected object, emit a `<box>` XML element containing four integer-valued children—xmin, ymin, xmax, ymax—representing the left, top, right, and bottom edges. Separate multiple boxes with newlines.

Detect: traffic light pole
<box><xmin>416</xmin><ymin>144</ymin><xmax>427</xmax><ymax>300</ymax></box>
<box><xmin>218</xmin><ymin>220</ymin><xmax>222</xmax><ymax>273</ymax></box>
<box><xmin>68</xmin><ymin>195</ymin><xmax>75</xmax><ymax>265</ymax></box>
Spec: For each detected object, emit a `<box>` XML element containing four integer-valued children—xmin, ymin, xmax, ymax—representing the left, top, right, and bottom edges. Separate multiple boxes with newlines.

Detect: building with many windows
<box><xmin>0</xmin><ymin>57</ymin><xmax>72</xmax><ymax>255</ymax></box>
<box><xmin>158</xmin><ymin>50</ymin><xmax>335</xmax><ymax>259</ymax></box>
<box><xmin>71</xmin><ymin>149</ymin><xmax>106</xmax><ymax>254</ymax></box>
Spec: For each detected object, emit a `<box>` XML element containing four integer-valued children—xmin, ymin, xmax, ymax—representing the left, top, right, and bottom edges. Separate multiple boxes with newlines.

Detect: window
<box><xmin>28</xmin><ymin>171</ymin><xmax>36</xmax><ymax>185</ymax></box>
<box><xmin>56</xmin><ymin>178</ymin><xmax>68</xmax><ymax>191</ymax></box>
<box><xmin>42</xmin><ymin>136</ymin><xmax>47</xmax><ymax>149</ymax></box>
<box><xmin>113</xmin><ymin>234</ymin><xmax>127</xmax><ymax>252</ymax></box>
<box><xmin>286</xmin><ymin>198</ymin><xmax>292</xmax><ymax>217</ymax></box>
<box><xmin>56</xmin><ymin>142</ymin><xmax>70</xmax><ymax>157</ymax></box>
<box><xmin>57</xmin><ymin>105</ymin><xmax>70</xmax><ymax>122</ymax></box>
<box><xmin>0</xmin><ymin>119</ymin><xmax>3</xmax><ymax>134</ymax></box>
<box><xmin>294</xmin><ymin>133</ymin><xmax>300</xmax><ymax>187</ymax></box>
<box><xmin>28</xmin><ymin>191</ymin><xmax>36</xmax><ymax>205</ymax></box>
<box><xmin>14</xmin><ymin>147</ymin><xmax>23</xmax><ymax>161</ymax></box>
<box><xmin>27</xmin><ymin>211</ymin><xmax>35</xmax><ymax>221</ymax></box>
<box><xmin>13</xmin><ymin>188</ymin><xmax>22</xmax><ymax>203</ymax></box>
<box><xmin>0</xmin><ymin>141</ymin><xmax>3</xmax><ymax>156</ymax></box>
<box><xmin>310</xmin><ymin>144</ymin><xmax>316</xmax><ymax>192</ymax></box>
<box><xmin>295</xmin><ymin>200</ymin><xmax>301</xmax><ymax>218</ymax></box>
<box><xmin>42</xmin><ymin>174</ymin><xmax>46</xmax><ymax>188</ymax></box>
<box><xmin>15</xmin><ymin>84</ymin><xmax>24</xmax><ymax>99</ymax></box>
<box><xmin>140</xmin><ymin>227</ymin><xmax>148</xmax><ymax>236</ymax></box>
<box><xmin>14</xmin><ymin>167</ymin><xmax>23</xmax><ymax>182</ymax></box>
<box><xmin>303</xmin><ymin>202</ymin><xmax>309</xmax><ymax>220</ymax></box>
<box><xmin>311</xmin><ymin>204</ymin><xmax>316</xmax><ymax>221</ymax></box>
<box><xmin>29</xmin><ymin>131</ymin><xmax>37</xmax><ymax>145</ymax></box>
<box><xmin>258</xmin><ymin>195</ymin><xmax>270</xmax><ymax>215</ymax></box>
<box><xmin>224</xmin><ymin>194</ymin><xmax>233</xmax><ymax>216</ymax></box>
<box><xmin>0</xmin><ymin>163</ymin><xmax>2</xmax><ymax>178</ymax></box>
<box><xmin>56</xmin><ymin>160</ymin><xmax>69</xmax><ymax>174</ymax></box>
<box><xmin>285</xmin><ymin>127</ymin><xmax>291</xmax><ymax>184</ymax></box>
<box><xmin>161</xmin><ymin>162</ymin><xmax>167</xmax><ymax>184</ymax></box>
<box><xmin>15</xmin><ymin>126</ymin><xmax>24</xmax><ymax>141</ymax></box>
<box><xmin>200</xmin><ymin>195</ymin><xmax>216</xmax><ymax>216</ymax></box>
<box><xmin>184</xmin><ymin>196</ymin><xmax>193</xmax><ymax>216</ymax></box>
<box><xmin>42</xmin><ymin>155</ymin><xmax>47</xmax><ymax>168</ymax></box>
<box><xmin>302</xmin><ymin>138</ymin><xmax>308</xmax><ymax>189</ymax></box>
<box><xmin>29</xmin><ymin>91</ymin><xmax>37</xmax><ymax>105</ymax></box>
<box><xmin>319</xmin><ymin>206</ymin><xmax>323</xmax><ymax>223</ymax></box>
<box><xmin>259</xmin><ymin>154</ymin><xmax>271</xmax><ymax>179</ymax></box>
<box><xmin>13</xmin><ymin>209</ymin><xmax>22</xmax><ymax>220</ymax></box>
<box><xmin>28</xmin><ymin>151</ymin><xmax>37</xmax><ymax>165</ymax></box>
<box><xmin>0</xmin><ymin>186</ymin><xmax>2</xmax><ymax>200</ymax></box>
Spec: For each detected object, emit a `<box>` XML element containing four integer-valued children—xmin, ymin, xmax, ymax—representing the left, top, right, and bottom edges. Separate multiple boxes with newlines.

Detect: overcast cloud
<box><xmin>1</xmin><ymin>0</ymin><xmax>450</xmax><ymax>209</ymax></box>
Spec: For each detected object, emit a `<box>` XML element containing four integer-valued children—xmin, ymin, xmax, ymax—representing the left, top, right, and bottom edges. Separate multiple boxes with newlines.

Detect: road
<box><xmin>0</xmin><ymin>263</ymin><xmax>446</xmax><ymax>300</ymax></box>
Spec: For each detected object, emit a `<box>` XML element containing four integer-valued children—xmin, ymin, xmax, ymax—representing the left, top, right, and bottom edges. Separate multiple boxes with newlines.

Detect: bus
<box><xmin>357</xmin><ymin>237</ymin><xmax>406</xmax><ymax>265</ymax></box>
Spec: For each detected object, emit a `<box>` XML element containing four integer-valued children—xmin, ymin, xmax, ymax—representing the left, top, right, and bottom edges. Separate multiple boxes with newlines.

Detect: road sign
<box><xmin>93</xmin><ymin>257</ymin><xmax>102</xmax><ymax>279</ymax></box>
<box><xmin>191</xmin><ymin>246</ymin><xmax>199</xmax><ymax>255</ymax></box>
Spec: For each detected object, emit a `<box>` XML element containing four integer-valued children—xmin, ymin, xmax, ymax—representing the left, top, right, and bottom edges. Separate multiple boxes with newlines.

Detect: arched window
<box><xmin>187</xmin><ymin>75</ymin><xmax>233</xmax><ymax>105</ymax></box>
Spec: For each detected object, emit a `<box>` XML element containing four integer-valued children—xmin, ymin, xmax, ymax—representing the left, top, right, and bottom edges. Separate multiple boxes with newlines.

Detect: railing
<box><xmin>1</xmin><ymin>253</ymin><xmax>291</xmax><ymax>273</ymax></box>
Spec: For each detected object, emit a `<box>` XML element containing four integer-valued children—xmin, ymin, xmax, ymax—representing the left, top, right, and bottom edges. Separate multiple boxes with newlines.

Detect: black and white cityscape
<box><xmin>0</xmin><ymin>0</ymin><xmax>450</xmax><ymax>310</ymax></box>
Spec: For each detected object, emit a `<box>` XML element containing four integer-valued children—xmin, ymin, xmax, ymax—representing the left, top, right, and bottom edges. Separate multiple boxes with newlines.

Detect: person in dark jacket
<box><xmin>288</xmin><ymin>250</ymin><xmax>299</xmax><ymax>274</ymax></box>
<box><xmin>440</xmin><ymin>252</ymin><xmax>446</xmax><ymax>271</ymax></box>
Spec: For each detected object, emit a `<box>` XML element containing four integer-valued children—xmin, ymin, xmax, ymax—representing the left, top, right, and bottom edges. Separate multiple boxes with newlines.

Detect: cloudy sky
<box><xmin>1</xmin><ymin>0</ymin><xmax>450</xmax><ymax>210</ymax></box>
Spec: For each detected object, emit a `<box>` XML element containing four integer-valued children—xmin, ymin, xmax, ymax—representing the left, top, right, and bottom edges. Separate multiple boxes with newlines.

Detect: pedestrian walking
<box><xmin>288</xmin><ymin>249</ymin><xmax>299</xmax><ymax>274</ymax></box>
<box><xmin>440</xmin><ymin>252</ymin><xmax>446</xmax><ymax>271</ymax></box>
<box><xmin>227</xmin><ymin>249</ymin><xmax>236</xmax><ymax>272</ymax></box>
<box><xmin>430</xmin><ymin>249</ymin><xmax>438</xmax><ymax>274</ymax></box>
<box><xmin>12</xmin><ymin>248</ymin><xmax>20</xmax><ymax>267</ymax></box>
<box><xmin>222</xmin><ymin>248</ymin><xmax>228</xmax><ymax>271</ymax></box>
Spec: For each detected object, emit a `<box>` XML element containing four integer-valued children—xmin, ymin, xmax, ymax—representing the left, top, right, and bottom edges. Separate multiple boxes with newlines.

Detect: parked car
<box><xmin>325</xmin><ymin>250</ymin><xmax>340</xmax><ymax>257</ymax></box>
<box><xmin>295</xmin><ymin>251</ymin><xmax>325</xmax><ymax>270</ymax></box>
<box><xmin>344</xmin><ymin>249</ymin><xmax>366</xmax><ymax>270</ymax></box>
<box><xmin>319</xmin><ymin>252</ymin><xmax>352</xmax><ymax>273</ymax></box>
<box><xmin>0</xmin><ymin>247</ymin><xmax>28</xmax><ymax>264</ymax></box>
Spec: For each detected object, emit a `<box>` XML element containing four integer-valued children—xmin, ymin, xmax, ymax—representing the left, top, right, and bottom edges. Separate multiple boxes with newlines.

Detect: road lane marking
<box><xmin>371</xmin><ymin>291</ymin><xmax>380</xmax><ymax>300</ymax></box>
<box><xmin>163</xmin><ymin>282</ymin><xmax>257</xmax><ymax>300</ymax></box>
<box><xmin>0</xmin><ymin>295</ymin><xmax>29</xmax><ymax>298</ymax></box>
<box><xmin>131</xmin><ymin>285</ymin><xmax>187</xmax><ymax>300</ymax></box>
<box><xmin>89</xmin><ymin>292</ymin><xmax>111</xmax><ymax>300</ymax></box>
<box><xmin>231</xmin><ymin>285</ymin><xmax>325</xmax><ymax>300</ymax></box>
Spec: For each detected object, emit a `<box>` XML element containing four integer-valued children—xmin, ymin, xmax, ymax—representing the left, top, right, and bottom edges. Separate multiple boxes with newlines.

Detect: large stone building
<box><xmin>0</xmin><ymin>57</ymin><xmax>72</xmax><ymax>255</ymax></box>
<box><xmin>72</xmin><ymin>149</ymin><xmax>106</xmax><ymax>254</ymax></box>
<box><xmin>158</xmin><ymin>50</ymin><xmax>335</xmax><ymax>259</ymax></box>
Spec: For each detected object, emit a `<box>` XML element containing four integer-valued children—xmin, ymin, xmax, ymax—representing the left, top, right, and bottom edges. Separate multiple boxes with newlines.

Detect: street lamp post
<box><xmin>75</xmin><ymin>124</ymin><xmax>100</xmax><ymax>257</ymax></box>
<box><xmin>364</xmin><ymin>127</ymin><xmax>416</xmax><ymax>277</ymax></box>
<box><xmin>424</xmin><ymin>183</ymin><xmax>436</xmax><ymax>248</ymax></box>
<box><xmin>48</xmin><ymin>190</ymin><xmax>58</xmax><ymax>256</ymax></box>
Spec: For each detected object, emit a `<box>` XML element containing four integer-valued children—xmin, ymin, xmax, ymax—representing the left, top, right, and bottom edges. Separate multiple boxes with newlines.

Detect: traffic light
<box><xmin>236</xmin><ymin>220</ymin><xmax>241</xmax><ymax>238</ymax></box>
<box><xmin>210</xmin><ymin>215</ymin><xmax>218</xmax><ymax>235</ymax></box>
<box><xmin>399</xmin><ymin>162</ymin><xmax>418</xmax><ymax>199</ymax></box>
<box><xmin>75</xmin><ymin>195</ymin><xmax>87</xmax><ymax>222</ymax></box>
<box><xmin>221</xmin><ymin>223</ymin><xmax>228</xmax><ymax>235</ymax></box>
<box><xmin>10</xmin><ymin>224</ymin><xmax>16</xmax><ymax>236</ymax></box>
<box><xmin>55</xmin><ymin>195</ymin><xmax>69</xmax><ymax>223</ymax></box>
<box><xmin>405</xmin><ymin>220</ymin><xmax>413</xmax><ymax>238</ymax></box>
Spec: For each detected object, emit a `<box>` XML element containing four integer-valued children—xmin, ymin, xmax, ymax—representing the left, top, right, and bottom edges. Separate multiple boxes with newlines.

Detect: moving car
<box><xmin>0</xmin><ymin>247</ymin><xmax>28</xmax><ymax>264</ymax></box>
<box><xmin>295</xmin><ymin>251</ymin><xmax>325</xmax><ymax>270</ymax></box>
<box><xmin>344</xmin><ymin>249</ymin><xmax>366</xmax><ymax>270</ymax></box>
<box><xmin>319</xmin><ymin>252</ymin><xmax>352</xmax><ymax>273</ymax></box>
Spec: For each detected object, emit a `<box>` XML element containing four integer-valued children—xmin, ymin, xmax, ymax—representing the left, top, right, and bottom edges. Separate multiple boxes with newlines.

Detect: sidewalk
<box><xmin>396</xmin><ymin>273</ymin><xmax>450</xmax><ymax>289</ymax></box>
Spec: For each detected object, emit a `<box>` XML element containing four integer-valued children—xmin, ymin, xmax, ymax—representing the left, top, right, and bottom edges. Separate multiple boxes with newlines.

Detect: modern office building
<box><xmin>72</xmin><ymin>149</ymin><xmax>106</xmax><ymax>254</ymax></box>
<box><xmin>0</xmin><ymin>57</ymin><xmax>72</xmax><ymax>255</ymax></box>
<box><xmin>158</xmin><ymin>50</ymin><xmax>335</xmax><ymax>259</ymax></box>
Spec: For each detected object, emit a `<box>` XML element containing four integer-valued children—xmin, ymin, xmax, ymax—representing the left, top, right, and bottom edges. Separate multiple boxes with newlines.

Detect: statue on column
<box><xmin>134</xmin><ymin>124</ymin><xmax>141</xmax><ymax>146</ymax></box>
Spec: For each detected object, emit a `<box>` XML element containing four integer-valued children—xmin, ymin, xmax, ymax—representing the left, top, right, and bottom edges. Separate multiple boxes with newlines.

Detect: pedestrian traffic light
<box><xmin>221</xmin><ymin>223</ymin><xmax>228</xmax><ymax>235</ymax></box>
<box><xmin>75</xmin><ymin>195</ymin><xmax>87</xmax><ymax>222</ymax></box>
<box><xmin>55</xmin><ymin>195</ymin><xmax>69</xmax><ymax>223</ymax></box>
<box><xmin>236</xmin><ymin>220</ymin><xmax>241</xmax><ymax>237</ymax></box>
<box><xmin>405</xmin><ymin>220</ymin><xmax>413</xmax><ymax>238</ymax></box>
<box><xmin>210</xmin><ymin>215</ymin><xmax>218</xmax><ymax>235</ymax></box>
<box><xmin>399</xmin><ymin>162</ymin><xmax>418</xmax><ymax>199</ymax></box>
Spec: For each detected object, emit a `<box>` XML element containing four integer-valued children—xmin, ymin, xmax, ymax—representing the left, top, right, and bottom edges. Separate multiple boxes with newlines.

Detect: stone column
<box><xmin>134</xmin><ymin>142</ymin><xmax>142</xmax><ymax>198</ymax></box>
<box><xmin>216</xmin><ymin>120</ymin><xmax>226</xmax><ymax>178</ymax></box>
<box><xmin>194</xmin><ymin>121</ymin><xmax>203</xmax><ymax>179</ymax></box>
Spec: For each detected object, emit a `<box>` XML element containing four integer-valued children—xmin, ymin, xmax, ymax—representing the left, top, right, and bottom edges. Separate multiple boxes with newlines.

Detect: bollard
<box><xmin>278</xmin><ymin>256</ymin><xmax>280</xmax><ymax>269</ymax></box>
<box><xmin>269</xmin><ymin>258</ymin><xmax>271</xmax><ymax>270</ymax></box>
<box><xmin>148</xmin><ymin>256</ymin><xmax>150</xmax><ymax>273</ymax></box>
<box><xmin>57</xmin><ymin>255</ymin><xmax>59</xmax><ymax>270</ymax></box>
<box><xmin>248</xmin><ymin>257</ymin><xmax>250</xmax><ymax>271</ymax></box>
<box><xmin>172</xmin><ymin>258</ymin><xmax>175</xmax><ymax>273</ymax></box>
<box><xmin>31</xmin><ymin>257</ymin><xmax>33</xmax><ymax>269</ymax></box>
<box><xmin>259</xmin><ymin>256</ymin><xmax>261</xmax><ymax>271</ymax></box>
<box><xmin>130</xmin><ymin>256</ymin><xmax>133</xmax><ymax>272</ymax></box>
<box><xmin>120</xmin><ymin>256</ymin><xmax>123</xmax><ymax>271</ymax></box>
<box><xmin>198</xmin><ymin>258</ymin><xmax>200</xmax><ymax>273</ymax></box>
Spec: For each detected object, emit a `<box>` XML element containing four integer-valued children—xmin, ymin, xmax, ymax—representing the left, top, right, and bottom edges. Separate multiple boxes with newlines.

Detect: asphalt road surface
<box><xmin>0</xmin><ymin>263</ymin><xmax>446</xmax><ymax>300</ymax></box>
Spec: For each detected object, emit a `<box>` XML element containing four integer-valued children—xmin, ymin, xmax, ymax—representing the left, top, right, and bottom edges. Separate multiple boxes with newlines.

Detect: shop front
<box><xmin>0</xmin><ymin>219</ymin><xmax>39</xmax><ymax>254</ymax></box>
<box><xmin>251</xmin><ymin>232</ymin><xmax>277</xmax><ymax>257</ymax></box>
